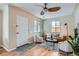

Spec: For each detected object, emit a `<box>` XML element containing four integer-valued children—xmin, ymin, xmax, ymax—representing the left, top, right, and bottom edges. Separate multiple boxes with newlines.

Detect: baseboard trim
<box><xmin>2</xmin><ymin>45</ymin><xmax>16</xmax><ymax>52</ymax></box>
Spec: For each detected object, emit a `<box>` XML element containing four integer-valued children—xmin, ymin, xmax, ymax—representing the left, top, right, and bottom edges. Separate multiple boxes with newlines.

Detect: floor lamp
<box><xmin>64</xmin><ymin>23</ymin><xmax>68</xmax><ymax>37</ymax></box>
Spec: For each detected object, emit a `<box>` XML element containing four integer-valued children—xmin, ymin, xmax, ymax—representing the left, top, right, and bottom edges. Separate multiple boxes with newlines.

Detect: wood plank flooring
<box><xmin>0</xmin><ymin>44</ymin><xmax>61</xmax><ymax>56</ymax></box>
<box><xmin>23</xmin><ymin>45</ymin><xmax>59</xmax><ymax>56</ymax></box>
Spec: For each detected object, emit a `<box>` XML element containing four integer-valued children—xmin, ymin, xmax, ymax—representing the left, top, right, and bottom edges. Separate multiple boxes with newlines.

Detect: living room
<box><xmin>0</xmin><ymin>3</ymin><xmax>79</xmax><ymax>56</ymax></box>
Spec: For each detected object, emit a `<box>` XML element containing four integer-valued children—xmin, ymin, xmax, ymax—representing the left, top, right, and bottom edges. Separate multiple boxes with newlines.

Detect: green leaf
<box><xmin>67</xmin><ymin>40</ymin><xmax>79</xmax><ymax>56</ymax></box>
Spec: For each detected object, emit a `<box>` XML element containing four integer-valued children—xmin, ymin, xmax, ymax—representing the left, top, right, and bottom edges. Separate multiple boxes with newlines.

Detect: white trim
<box><xmin>2</xmin><ymin>45</ymin><xmax>16</xmax><ymax>52</ymax></box>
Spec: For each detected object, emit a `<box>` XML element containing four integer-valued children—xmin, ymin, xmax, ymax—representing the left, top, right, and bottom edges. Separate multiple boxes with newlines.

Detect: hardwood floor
<box><xmin>23</xmin><ymin>45</ymin><xmax>59</xmax><ymax>56</ymax></box>
<box><xmin>0</xmin><ymin>44</ymin><xmax>62</xmax><ymax>56</ymax></box>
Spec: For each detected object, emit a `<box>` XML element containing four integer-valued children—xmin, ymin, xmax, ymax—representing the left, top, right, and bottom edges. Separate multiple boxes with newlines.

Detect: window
<box><xmin>52</xmin><ymin>21</ymin><xmax>60</xmax><ymax>32</ymax></box>
<box><xmin>34</xmin><ymin>20</ymin><xmax>40</xmax><ymax>32</ymax></box>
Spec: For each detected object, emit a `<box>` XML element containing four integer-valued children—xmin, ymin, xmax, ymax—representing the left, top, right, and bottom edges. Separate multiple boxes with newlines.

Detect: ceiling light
<box><xmin>40</xmin><ymin>10</ymin><xmax>44</xmax><ymax>15</ymax></box>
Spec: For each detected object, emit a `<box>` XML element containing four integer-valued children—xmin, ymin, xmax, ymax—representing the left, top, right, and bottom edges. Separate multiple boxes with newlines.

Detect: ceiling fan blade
<box><xmin>48</xmin><ymin>7</ymin><xmax>61</xmax><ymax>12</ymax></box>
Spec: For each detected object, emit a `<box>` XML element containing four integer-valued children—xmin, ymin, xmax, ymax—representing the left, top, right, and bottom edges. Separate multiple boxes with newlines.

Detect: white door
<box><xmin>16</xmin><ymin>15</ymin><xmax>28</xmax><ymax>47</ymax></box>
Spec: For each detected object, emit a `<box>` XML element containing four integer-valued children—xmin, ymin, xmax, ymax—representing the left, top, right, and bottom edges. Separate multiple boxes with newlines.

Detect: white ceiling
<box><xmin>11</xmin><ymin>3</ymin><xmax>76</xmax><ymax>19</ymax></box>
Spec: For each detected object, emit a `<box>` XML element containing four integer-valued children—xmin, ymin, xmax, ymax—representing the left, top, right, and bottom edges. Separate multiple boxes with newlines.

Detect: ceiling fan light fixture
<box><xmin>40</xmin><ymin>10</ymin><xmax>44</xmax><ymax>15</ymax></box>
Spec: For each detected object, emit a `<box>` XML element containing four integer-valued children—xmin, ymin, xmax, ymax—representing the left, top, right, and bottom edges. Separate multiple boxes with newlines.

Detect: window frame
<box><xmin>52</xmin><ymin>20</ymin><xmax>61</xmax><ymax>33</ymax></box>
<box><xmin>34</xmin><ymin>20</ymin><xmax>41</xmax><ymax>33</ymax></box>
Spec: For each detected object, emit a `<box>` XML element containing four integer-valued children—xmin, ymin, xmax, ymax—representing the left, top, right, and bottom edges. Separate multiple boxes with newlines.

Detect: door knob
<box><xmin>16</xmin><ymin>25</ymin><xmax>19</xmax><ymax>27</ymax></box>
<box><xmin>16</xmin><ymin>32</ymin><xmax>19</xmax><ymax>34</ymax></box>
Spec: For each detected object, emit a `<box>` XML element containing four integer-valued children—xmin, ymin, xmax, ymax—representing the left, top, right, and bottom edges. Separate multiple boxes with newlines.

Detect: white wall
<box><xmin>0</xmin><ymin>11</ymin><xmax>2</xmax><ymax>46</ymax></box>
<box><xmin>2</xmin><ymin>4</ymin><xmax>9</xmax><ymax>49</ymax></box>
<box><xmin>44</xmin><ymin>19</ymin><xmax>52</xmax><ymax>34</ymax></box>
<box><xmin>44</xmin><ymin>15</ymin><xmax>75</xmax><ymax>36</ymax></box>
<box><xmin>74</xmin><ymin>4</ymin><xmax>79</xmax><ymax>28</ymax></box>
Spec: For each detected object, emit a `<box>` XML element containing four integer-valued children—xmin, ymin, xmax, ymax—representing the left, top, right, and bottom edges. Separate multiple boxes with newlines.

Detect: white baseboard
<box><xmin>2</xmin><ymin>45</ymin><xmax>16</xmax><ymax>52</ymax></box>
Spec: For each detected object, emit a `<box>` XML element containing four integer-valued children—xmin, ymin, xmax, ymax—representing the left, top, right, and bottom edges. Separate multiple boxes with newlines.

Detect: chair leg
<box><xmin>57</xmin><ymin>43</ymin><xmax>59</xmax><ymax>51</ymax></box>
<box><xmin>53</xmin><ymin>43</ymin><xmax>55</xmax><ymax>50</ymax></box>
<box><xmin>53</xmin><ymin>43</ymin><xmax>59</xmax><ymax>51</ymax></box>
<box><xmin>45</xmin><ymin>41</ymin><xmax>48</xmax><ymax>48</ymax></box>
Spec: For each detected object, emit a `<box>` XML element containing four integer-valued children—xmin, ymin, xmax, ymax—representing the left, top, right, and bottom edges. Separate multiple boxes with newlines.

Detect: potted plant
<box><xmin>67</xmin><ymin>36</ymin><xmax>79</xmax><ymax>56</ymax></box>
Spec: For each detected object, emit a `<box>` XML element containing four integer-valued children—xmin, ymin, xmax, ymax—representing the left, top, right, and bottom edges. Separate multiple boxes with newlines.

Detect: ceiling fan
<box><xmin>34</xmin><ymin>3</ymin><xmax>61</xmax><ymax>15</ymax></box>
